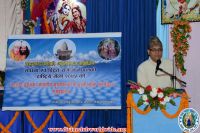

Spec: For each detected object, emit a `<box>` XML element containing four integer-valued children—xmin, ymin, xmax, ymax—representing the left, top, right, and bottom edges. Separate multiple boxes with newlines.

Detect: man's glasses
<box><xmin>149</xmin><ymin>48</ymin><xmax>163</xmax><ymax>52</ymax></box>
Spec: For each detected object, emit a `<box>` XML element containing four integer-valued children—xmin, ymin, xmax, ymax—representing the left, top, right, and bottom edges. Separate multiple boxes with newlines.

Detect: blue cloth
<box><xmin>1</xmin><ymin>0</ymin><xmax>157</xmax><ymax>132</ymax></box>
<box><xmin>23</xmin><ymin>111</ymin><xmax>85</xmax><ymax>132</ymax></box>
<box><xmin>0</xmin><ymin>111</ymin><xmax>22</xmax><ymax>133</ymax></box>
<box><xmin>85</xmin><ymin>0</ymin><xmax>156</xmax><ymax>128</ymax></box>
<box><xmin>133</xmin><ymin>94</ymin><xmax>182</xmax><ymax>133</ymax></box>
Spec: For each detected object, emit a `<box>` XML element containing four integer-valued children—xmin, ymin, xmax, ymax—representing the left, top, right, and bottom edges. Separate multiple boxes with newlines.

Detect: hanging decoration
<box><xmin>170</xmin><ymin>18</ymin><xmax>192</xmax><ymax>75</ymax></box>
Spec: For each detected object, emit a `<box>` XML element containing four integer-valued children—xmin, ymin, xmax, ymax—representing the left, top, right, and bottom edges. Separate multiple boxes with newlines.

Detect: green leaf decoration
<box><xmin>159</xmin><ymin>104</ymin><xmax>166</xmax><ymax>110</ymax></box>
<box><xmin>144</xmin><ymin>105</ymin><xmax>149</xmax><ymax>111</ymax></box>
<box><xmin>131</xmin><ymin>89</ymin><xmax>138</xmax><ymax>93</ymax></box>
<box><xmin>170</xmin><ymin>19</ymin><xmax>191</xmax><ymax>76</ymax></box>
<box><xmin>169</xmin><ymin>99</ymin><xmax>176</xmax><ymax>106</ymax></box>
<box><xmin>127</xmin><ymin>81</ymin><xmax>182</xmax><ymax>111</ymax></box>
<box><xmin>137</xmin><ymin>98</ymin><xmax>144</xmax><ymax>107</ymax></box>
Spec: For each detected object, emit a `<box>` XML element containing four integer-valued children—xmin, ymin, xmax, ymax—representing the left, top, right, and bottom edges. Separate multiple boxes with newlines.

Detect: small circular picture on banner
<box><xmin>178</xmin><ymin>108</ymin><xmax>200</xmax><ymax>133</ymax></box>
<box><xmin>53</xmin><ymin>39</ymin><xmax>76</xmax><ymax>61</ymax></box>
<box><xmin>9</xmin><ymin>40</ymin><xmax>31</xmax><ymax>61</ymax></box>
<box><xmin>98</xmin><ymin>38</ymin><xmax>120</xmax><ymax>60</ymax></box>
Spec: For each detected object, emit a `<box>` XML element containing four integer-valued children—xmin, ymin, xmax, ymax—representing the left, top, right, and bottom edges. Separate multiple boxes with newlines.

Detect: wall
<box><xmin>169</xmin><ymin>22</ymin><xmax>200</xmax><ymax>133</ymax></box>
<box><xmin>0</xmin><ymin>0</ymin><xmax>23</xmax><ymax>71</ymax></box>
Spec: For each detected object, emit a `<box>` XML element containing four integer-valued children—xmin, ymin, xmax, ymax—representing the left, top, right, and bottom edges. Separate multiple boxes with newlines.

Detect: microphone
<box><xmin>155</xmin><ymin>59</ymin><xmax>161</xmax><ymax>75</ymax></box>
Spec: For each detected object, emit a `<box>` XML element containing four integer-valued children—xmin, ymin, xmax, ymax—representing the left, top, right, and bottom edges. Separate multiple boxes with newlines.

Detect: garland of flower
<box><xmin>160</xmin><ymin>92</ymin><xmax>189</xmax><ymax>119</ymax></box>
<box><xmin>0</xmin><ymin>112</ymin><xmax>19</xmax><ymax>133</ymax></box>
<box><xmin>127</xmin><ymin>80</ymin><xmax>177</xmax><ymax>111</ymax></box>
<box><xmin>24</xmin><ymin>111</ymin><xmax>54</xmax><ymax>132</ymax></box>
<box><xmin>126</xmin><ymin>94</ymin><xmax>132</xmax><ymax>133</ymax></box>
<box><xmin>58</xmin><ymin>111</ymin><xmax>85</xmax><ymax>128</ymax></box>
<box><xmin>170</xmin><ymin>19</ymin><xmax>192</xmax><ymax>75</ymax></box>
<box><xmin>127</xmin><ymin>91</ymin><xmax>188</xmax><ymax>115</ymax></box>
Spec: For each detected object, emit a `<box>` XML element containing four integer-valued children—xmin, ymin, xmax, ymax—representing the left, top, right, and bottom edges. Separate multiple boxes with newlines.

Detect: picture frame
<box><xmin>162</xmin><ymin>0</ymin><xmax>200</xmax><ymax>24</ymax></box>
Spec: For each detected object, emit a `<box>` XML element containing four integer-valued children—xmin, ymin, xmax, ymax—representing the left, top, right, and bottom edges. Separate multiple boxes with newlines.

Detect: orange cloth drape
<box><xmin>126</xmin><ymin>92</ymin><xmax>189</xmax><ymax>133</ymax></box>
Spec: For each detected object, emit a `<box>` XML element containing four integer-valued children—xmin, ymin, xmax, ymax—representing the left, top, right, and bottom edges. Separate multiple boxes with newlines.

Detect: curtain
<box><xmin>85</xmin><ymin>0</ymin><xmax>156</xmax><ymax>128</ymax></box>
<box><xmin>0</xmin><ymin>0</ymin><xmax>23</xmax><ymax>71</ymax></box>
<box><xmin>0</xmin><ymin>0</ymin><xmax>156</xmax><ymax>132</ymax></box>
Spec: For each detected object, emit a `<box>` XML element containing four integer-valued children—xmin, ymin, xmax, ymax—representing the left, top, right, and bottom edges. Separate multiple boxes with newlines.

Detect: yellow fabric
<box><xmin>58</xmin><ymin>111</ymin><xmax>85</xmax><ymax>133</ymax></box>
<box><xmin>129</xmin><ymin>92</ymin><xmax>151</xmax><ymax>115</ymax></box>
<box><xmin>0</xmin><ymin>110</ymin><xmax>87</xmax><ymax>132</ymax></box>
<box><xmin>25</xmin><ymin>111</ymin><xmax>54</xmax><ymax>133</ymax></box>
<box><xmin>58</xmin><ymin>111</ymin><xmax>85</xmax><ymax>128</ymax></box>
<box><xmin>161</xmin><ymin>92</ymin><xmax>189</xmax><ymax>119</ymax></box>
<box><xmin>126</xmin><ymin>92</ymin><xmax>132</xmax><ymax>133</ymax></box>
<box><xmin>126</xmin><ymin>92</ymin><xmax>133</xmax><ymax>133</ymax></box>
<box><xmin>0</xmin><ymin>112</ymin><xmax>19</xmax><ymax>133</ymax></box>
<box><xmin>24</xmin><ymin>111</ymin><xmax>38</xmax><ymax>130</ymax></box>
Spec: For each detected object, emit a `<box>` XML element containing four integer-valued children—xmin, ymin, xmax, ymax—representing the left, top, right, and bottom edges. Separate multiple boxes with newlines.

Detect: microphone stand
<box><xmin>157</xmin><ymin>67</ymin><xmax>187</xmax><ymax>87</ymax></box>
<box><xmin>157</xmin><ymin>67</ymin><xmax>191</xmax><ymax>101</ymax></box>
<box><xmin>172</xmin><ymin>55</ymin><xmax>176</xmax><ymax>89</ymax></box>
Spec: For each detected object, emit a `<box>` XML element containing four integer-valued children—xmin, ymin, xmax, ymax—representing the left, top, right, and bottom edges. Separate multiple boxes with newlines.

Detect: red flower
<box><xmin>177</xmin><ymin>43</ymin><xmax>182</xmax><ymax>47</ymax></box>
<box><xmin>130</xmin><ymin>84</ymin><xmax>139</xmax><ymax>90</ymax></box>
<box><xmin>189</xmin><ymin>28</ymin><xmax>192</xmax><ymax>32</ymax></box>
<box><xmin>158</xmin><ymin>97</ymin><xmax>164</xmax><ymax>101</ymax></box>
<box><xmin>146</xmin><ymin>85</ymin><xmax>152</xmax><ymax>91</ymax></box>
<box><xmin>157</xmin><ymin>88</ymin><xmax>163</xmax><ymax>93</ymax></box>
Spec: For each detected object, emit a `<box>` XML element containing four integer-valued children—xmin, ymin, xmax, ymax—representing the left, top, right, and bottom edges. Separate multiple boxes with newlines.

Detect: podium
<box><xmin>126</xmin><ymin>92</ymin><xmax>189</xmax><ymax>133</ymax></box>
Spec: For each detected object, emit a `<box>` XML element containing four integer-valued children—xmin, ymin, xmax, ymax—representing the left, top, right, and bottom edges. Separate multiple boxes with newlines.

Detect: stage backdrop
<box><xmin>3</xmin><ymin>33</ymin><xmax>121</xmax><ymax>110</ymax></box>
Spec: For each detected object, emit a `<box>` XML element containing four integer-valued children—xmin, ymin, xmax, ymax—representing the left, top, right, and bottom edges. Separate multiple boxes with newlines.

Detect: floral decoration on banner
<box><xmin>170</xmin><ymin>19</ymin><xmax>192</xmax><ymax>75</ymax></box>
<box><xmin>127</xmin><ymin>80</ymin><xmax>177</xmax><ymax>111</ymax></box>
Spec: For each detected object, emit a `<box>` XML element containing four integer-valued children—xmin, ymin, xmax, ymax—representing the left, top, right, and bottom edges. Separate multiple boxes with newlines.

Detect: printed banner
<box><xmin>3</xmin><ymin>33</ymin><xmax>121</xmax><ymax>110</ymax></box>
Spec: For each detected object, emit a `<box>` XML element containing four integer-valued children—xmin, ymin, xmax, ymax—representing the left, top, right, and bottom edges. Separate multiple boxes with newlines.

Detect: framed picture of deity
<box><xmin>23</xmin><ymin>0</ymin><xmax>86</xmax><ymax>34</ymax></box>
<box><xmin>162</xmin><ymin>0</ymin><xmax>200</xmax><ymax>24</ymax></box>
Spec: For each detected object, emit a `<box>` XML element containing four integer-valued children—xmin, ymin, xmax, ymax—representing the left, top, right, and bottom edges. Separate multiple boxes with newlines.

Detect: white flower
<box><xmin>164</xmin><ymin>96</ymin><xmax>171</xmax><ymax>103</ymax></box>
<box><xmin>152</xmin><ymin>88</ymin><xmax>158</xmax><ymax>92</ymax></box>
<box><xmin>144</xmin><ymin>101</ymin><xmax>149</xmax><ymax>105</ymax></box>
<box><xmin>142</xmin><ymin>95</ymin><xmax>148</xmax><ymax>101</ymax></box>
<box><xmin>160</xmin><ymin>101</ymin><xmax>166</xmax><ymax>105</ymax></box>
<box><xmin>138</xmin><ymin>88</ymin><xmax>144</xmax><ymax>94</ymax></box>
<box><xmin>150</xmin><ymin>91</ymin><xmax>157</xmax><ymax>98</ymax></box>
<box><xmin>158</xmin><ymin>92</ymin><xmax>164</xmax><ymax>98</ymax></box>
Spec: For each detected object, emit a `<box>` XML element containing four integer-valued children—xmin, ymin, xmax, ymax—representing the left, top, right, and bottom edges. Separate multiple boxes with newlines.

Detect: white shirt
<box><xmin>137</xmin><ymin>58</ymin><xmax>181</xmax><ymax>89</ymax></box>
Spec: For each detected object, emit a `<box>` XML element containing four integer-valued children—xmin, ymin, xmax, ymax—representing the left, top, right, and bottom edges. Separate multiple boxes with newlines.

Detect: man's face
<box><xmin>20</xmin><ymin>46</ymin><xmax>27</xmax><ymax>54</ymax></box>
<box><xmin>148</xmin><ymin>45</ymin><xmax>163</xmax><ymax>62</ymax></box>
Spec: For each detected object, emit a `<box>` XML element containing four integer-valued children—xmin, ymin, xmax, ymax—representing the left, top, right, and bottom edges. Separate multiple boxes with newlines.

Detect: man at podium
<box><xmin>133</xmin><ymin>36</ymin><xmax>184</xmax><ymax>133</ymax></box>
<box><xmin>137</xmin><ymin>36</ymin><xmax>181</xmax><ymax>89</ymax></box>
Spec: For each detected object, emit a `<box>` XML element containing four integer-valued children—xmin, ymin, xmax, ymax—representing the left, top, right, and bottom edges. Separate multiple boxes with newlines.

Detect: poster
<box><xmin>162</xmin><ymin>0</ymin><xmax>200</xmax><ymax>24</ymax></box>
<box><xmin>3</xmin><ymin>33</ymin><xmax>121</xmax><ymax>110</ymax></box>
<box><xmin>24</xmin><ymin>0</ymin><xmax>86</xmax><ymax>34</ymax></box>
